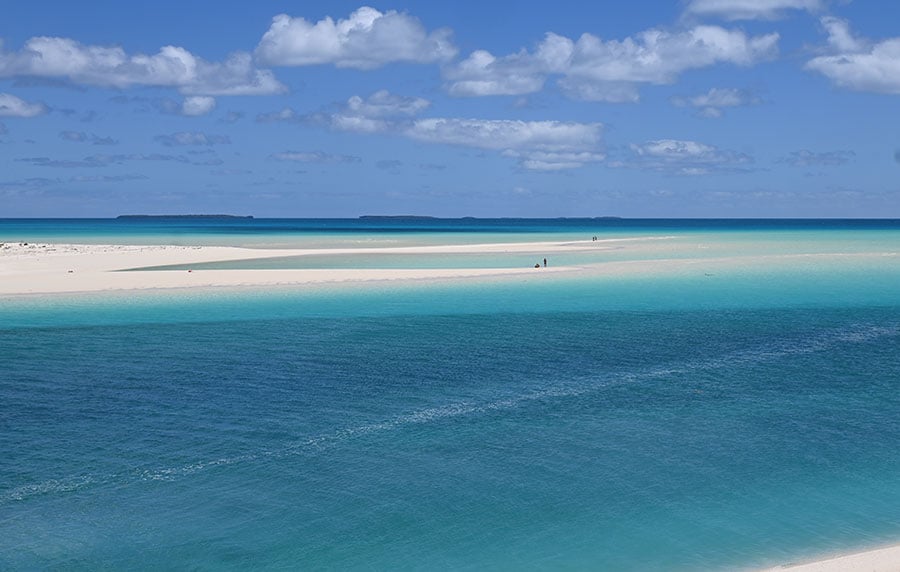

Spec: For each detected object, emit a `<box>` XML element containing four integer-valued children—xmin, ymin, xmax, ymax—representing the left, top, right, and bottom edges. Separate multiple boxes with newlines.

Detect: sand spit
<box><xmin>0</xmin><ymin>240</ymin><xmax>594</xmax><ymax>295</ymax></box>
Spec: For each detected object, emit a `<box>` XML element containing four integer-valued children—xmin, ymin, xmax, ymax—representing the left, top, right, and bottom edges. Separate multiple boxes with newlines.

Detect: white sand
<box><xmin>2</xmin><ymin>237</ymin><xmax>895</xmax><ymax>296</ymax></box>
<box><xmin>0</xmin><ymin>240</ymin><xmax>601</xmax><ymax>295</ymax></box>
<box><xmin>761</xmin><ymin>544</ymin><xmax>900</xmax><ymax>571</ymax></box>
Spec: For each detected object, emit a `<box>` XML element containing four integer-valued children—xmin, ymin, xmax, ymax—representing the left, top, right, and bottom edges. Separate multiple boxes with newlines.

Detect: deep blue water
<box><xmin>1</xmin><ymin>220</ymin><xmax>899</xmax><ymax>570</ymax></box>
<box><xmin>2</xmin><ymin>217</ymin><xmax>898</xmax><ymax>244</ymax></box>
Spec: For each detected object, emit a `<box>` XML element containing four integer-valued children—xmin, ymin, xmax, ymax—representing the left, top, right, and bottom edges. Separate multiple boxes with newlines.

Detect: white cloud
<box><xmin>819</xmin><ymin>16</ymin><xmax>864</xmax><ymax>52</ymax></box>
<box><xmin>806</xmin><ymin>17</ymin><xmax>900</xmax><ymax>95</ymax></box>
<box><xmin>404</xmin><ymin>118</ymin><xmax>605</xmax><ymax>170</ymax></box>
<box><xmin>406</xmin><ymin>118</ymin><xmax>598</xmax><ymax>151</ymax></box>
<box><xmin>255</xmin><ymin>7</ymin><xmax>457</xmax><ymax>69</ymax></box>
<box><xmin>344</xmin><ymin>90</ymin><xmax>430</xmax><ymax>118</ymax></box>
<box><xmin>182</xmin><ymin>96</ymin><xmax>216</xmax><ymax>116</ymax></box>
<box><xmin>444</xmin><ymin>26</ymin><xmax>778</xmax><ymax>102</ymax></box>
<box><xmin>329</xmin><ymin>90</ymin><xmax>430</xmax><ymax>133</ymax></box>
<box><xmin>259</xmin><ymin>91</ymin><xmax>431</xmax><ymax>133</ymax></box>
<box><xmin>0</xmin><ymin>37</ymin><xmax>285</xmax><ymax>96</ymax></box>
<box><xmin>444</xmin><ymin>47</ymin><xmax>554</xmax><ymax>97</ymax></box>
<box><xmin>625</xmin><ymin>139</ymin><xmax>753</xmax><ymax>174</ymax></box>
<box><xmin>683</xmin><ymin>0</ymin><xmax>823</xmax><ymax>20</ymax></box>
<box><xmin>0</xmin><ymin>93</ymin><xmax>48</xmax><ymax>117</ymax></box>
<box><xmin>671</xmin><ymin>87</ymin><xmax>760</xmax><ymax>117</ymax></box>
<box><xmin>261</xmin><ymin>90</ymin><xmax>605</xmax><ymax>170</ymax></box>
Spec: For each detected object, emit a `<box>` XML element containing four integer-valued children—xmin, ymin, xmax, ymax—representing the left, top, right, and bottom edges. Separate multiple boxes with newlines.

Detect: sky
<box><xmin>1</xmin><ymin>0</ymin><xmax>899</xmax><ymax>218</ymax></box>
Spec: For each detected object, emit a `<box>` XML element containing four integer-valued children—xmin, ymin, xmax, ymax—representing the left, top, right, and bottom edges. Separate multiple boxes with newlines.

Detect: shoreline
<box><xmin>760</xmin><ymin>543</ymin><xmax>900</xmax><ymax>571</ymax></box>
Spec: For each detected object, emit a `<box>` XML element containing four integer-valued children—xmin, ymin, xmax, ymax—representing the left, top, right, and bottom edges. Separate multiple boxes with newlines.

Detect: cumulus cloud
<box><xmin>399</xmin><ymin>118</ymin><xmax>605</xmax><ymax>170</ymax></box>
<box><xmin>406</xmin><ymin>117</ymin><xmax>598</xmax><ymax>149</ymax></box>
<box><xmin>271</xmin><ymin>151</ymin><xmax>361</xmax><ymax>164</ymax></box>
<box><xmin>780</xmin><ymin>149</ymin><xmax>855</xmax><ymax>167</ymax></box>
<box><xmin>806</xmin><ymin>17</ymin><xmax>900</xmax><ymax>95</ymax></box>
<box><xmin>255</xmin><ymin>7</ymin><xmax>457</xmax><ymax>69</ymax></box>
<box><xmin>444</xmin><ymin>47</ymin><xmax>552</xmax><ymax>97</ymax></box>
<box><xmin>0</xmin><ymin>38</ymin><xmax>285</xmax><ymax>96</ymax></box>
<box><xmin>622</xmin><ymin>139</ymin><xmax>753</xmax><ymax>174</ymax></box>
<box><xmin>0</xmin><ymin>92</ymin><xmax>48</xmax><ymax>117</ymax></box>
<box><xmin>327</xmin><ymin>90</ymin><xmax>431</xmax><ymax>133</ymax></box>
<box><xmin>154</xmin><ymin>132</ymin><xmax>231</xmax><ymax>146</ymax></box>
<box><xmin>671</xmin><ymin>87</ymin><xmax>760</xmax><ymax>117</ymax></box>
<box><xmin>683</xmin><ymin>0</ymin><xmax>823</xmax><ymax>20</ymax></box>
<box><xmin>182</xmin><ymin>96</ymin><xmax>216</xmax><ymax>116</ymax></box>
<box><xmin>259</xmin><ymin>91</ymin><xmax>430</xmax><ymax>133</ymax></box>
<box><xmin>444</xmin><ymin>26</ymin><xmax>778</xmax><ymax>102</ymax></box>
<box><xmin>260</xmin><ymin>90</ymin><xmax>605</xmax><ymax>170</ymax></box>
<box><xmin>344</xmin><ymin>89</ymin><xmax>430</xmax><ymax>118</ymax></box>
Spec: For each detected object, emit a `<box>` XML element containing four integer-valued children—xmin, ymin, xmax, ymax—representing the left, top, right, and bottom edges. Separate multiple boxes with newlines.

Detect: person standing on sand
<box><xmin>543</xmin><ymin>258</ymin><xmax>547</xmax><ymax>267</ymax></box>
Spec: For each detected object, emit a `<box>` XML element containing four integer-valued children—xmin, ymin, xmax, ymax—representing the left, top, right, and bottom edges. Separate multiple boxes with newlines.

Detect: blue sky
<box><xmin>1</xmin><ymin>0</ymin><xmax>898</xmax><ymax>217</ymax></box>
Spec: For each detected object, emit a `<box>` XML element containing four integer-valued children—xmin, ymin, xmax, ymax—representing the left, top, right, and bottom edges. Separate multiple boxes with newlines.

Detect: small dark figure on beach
<box><xmin>543</xmin><ymin>258</ymin><xmax>547</xmax><ymax>267</ymax></box>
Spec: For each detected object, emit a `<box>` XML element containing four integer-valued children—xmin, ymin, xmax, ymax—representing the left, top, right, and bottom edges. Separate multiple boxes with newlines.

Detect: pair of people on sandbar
<box><xmin>534</xmin><ymin>258</ymin><xmax>547</xmax><ymax>268</ymax></box>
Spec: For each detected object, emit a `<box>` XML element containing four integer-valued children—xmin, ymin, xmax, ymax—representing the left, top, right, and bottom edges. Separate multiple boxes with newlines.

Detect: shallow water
<box><xmin>2</xmin><ymin>219</ymin><xmax>900</xmax><ymax>570</ymax></box>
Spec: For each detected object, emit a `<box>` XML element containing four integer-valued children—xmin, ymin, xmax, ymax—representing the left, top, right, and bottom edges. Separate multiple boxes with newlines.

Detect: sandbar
<box><xmin>761</xmin><ymin>543</ymin><xmax>900</xmax><ymax>571</ymax></box>
<box><xmin>0</xmin><ymin>240</ymin><xmax>601</xmax><ymax>295</ymax></box>
<box><xmin>1</xmin><ymin>237</ymin><xmax>895</xmax><ymax>296</ymax></box>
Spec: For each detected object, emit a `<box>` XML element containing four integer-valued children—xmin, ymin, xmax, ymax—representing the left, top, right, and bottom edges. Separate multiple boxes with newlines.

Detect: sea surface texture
<box><xmin>1</xmin><ymin>218</ymin><xmax>899</xmax><ymax>570</ymax></box>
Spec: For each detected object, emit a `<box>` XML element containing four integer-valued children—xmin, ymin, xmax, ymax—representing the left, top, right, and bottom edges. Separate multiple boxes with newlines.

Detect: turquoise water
<box><xmin>2</xmin><ymin>220</ymin><xmax>900</xmax><ymax>570</ymax></box>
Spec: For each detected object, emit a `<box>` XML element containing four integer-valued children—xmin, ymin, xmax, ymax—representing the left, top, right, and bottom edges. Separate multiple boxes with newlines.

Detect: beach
<box><xmin>763</xmin><ymin>544</ymin><xmax>900</xmax><ymax>571</ymax></box>
<box><xmin>0</xmin><ymin>240</ymin><xmax>595</xmax><ymax>295</ymax></box>
<box><xmin>3</xmin><ymin>220</ymin><xmax>900</xmax><ymax>571</ymax></box>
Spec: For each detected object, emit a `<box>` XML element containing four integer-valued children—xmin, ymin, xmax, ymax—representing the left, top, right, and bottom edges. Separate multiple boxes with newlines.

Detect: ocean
<box><xmin>1</xmin><ymin>219</ymin><xmax>899</xmax><ymax>570</ymax></box>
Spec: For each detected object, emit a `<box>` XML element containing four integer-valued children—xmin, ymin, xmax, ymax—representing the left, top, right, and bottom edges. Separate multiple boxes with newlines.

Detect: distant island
<box><xmin>359</xmin><ymin>215</ymin><xmax>622</xmax><ymax>220</ymax></box>
<box><xmin>359</xmin><ymin>215</ymin><xmax>437</xmax><ymax>220</ymax></box>
<box><xmin>117</xmin><ymin>215</ymin><xmax>254</xmax><ymax>219</ymax></box>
